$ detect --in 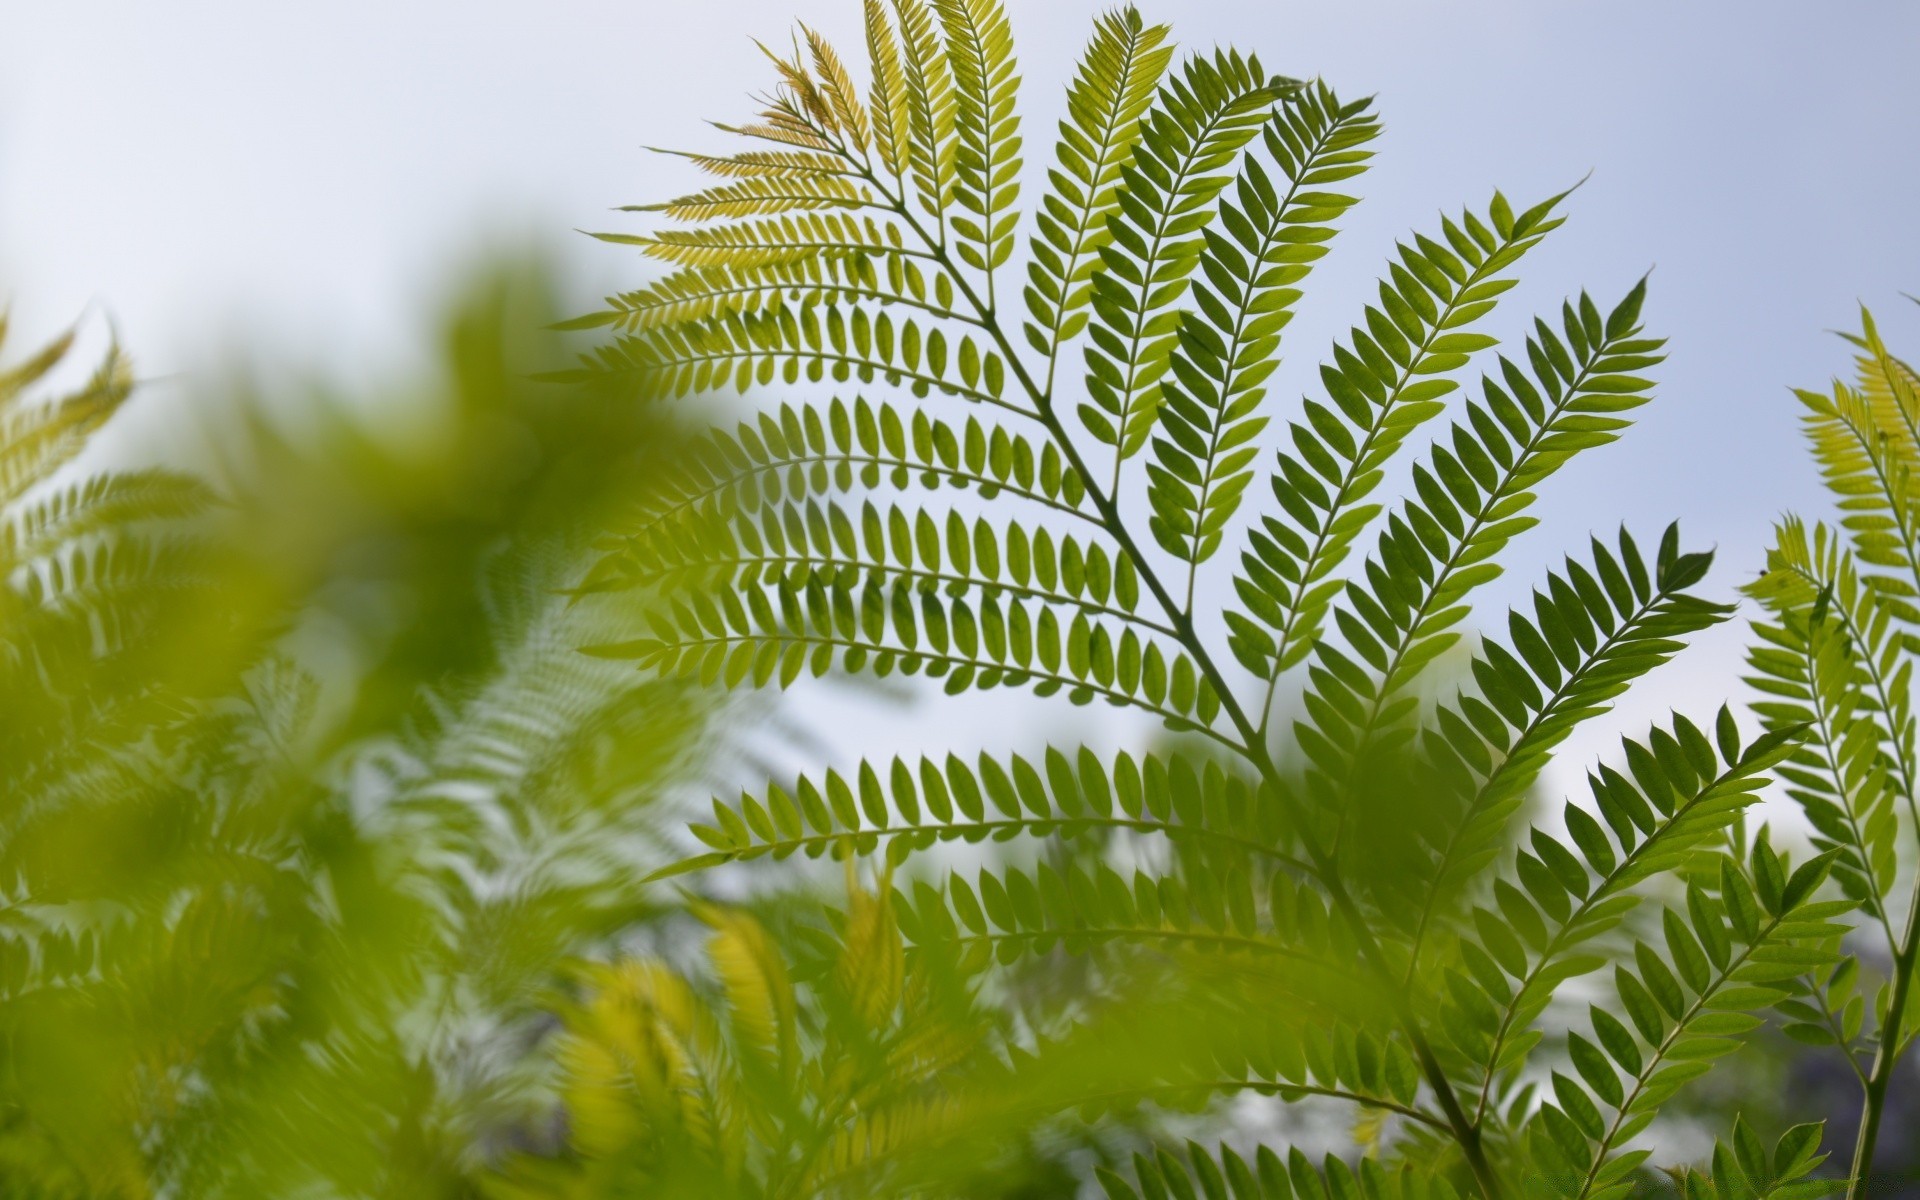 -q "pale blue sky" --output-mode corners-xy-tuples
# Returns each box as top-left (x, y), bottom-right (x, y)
(5, 0), (1918, 772)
